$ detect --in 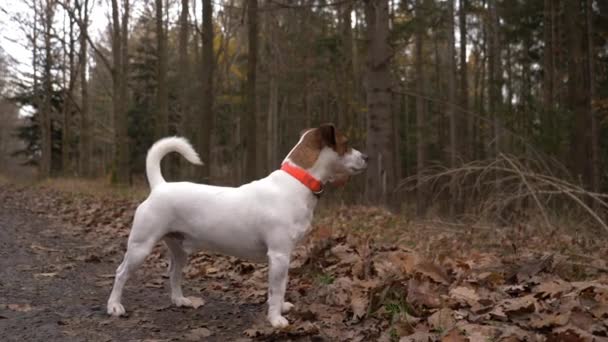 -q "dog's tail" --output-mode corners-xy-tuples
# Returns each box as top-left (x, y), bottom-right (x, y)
(146, 136), (203, 190)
